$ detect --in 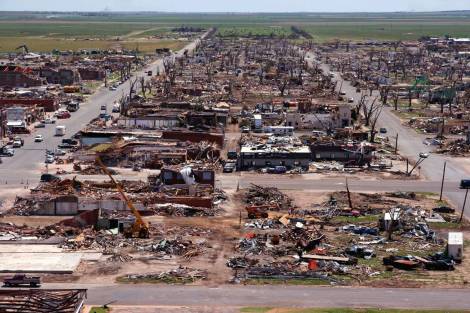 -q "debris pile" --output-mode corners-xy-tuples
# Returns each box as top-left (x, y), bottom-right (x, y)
(244, 184), (293, 210)
(120, 267), (208, 284)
